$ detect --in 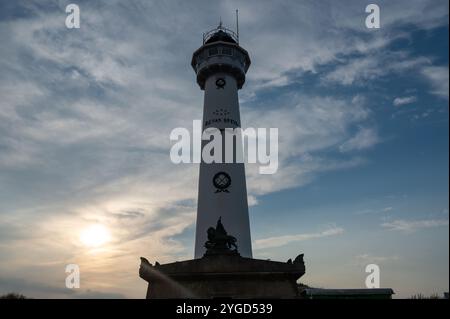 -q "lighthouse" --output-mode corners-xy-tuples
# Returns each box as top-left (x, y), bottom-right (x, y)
(140, 21), (306, 299)
(191, 22), (252, 258)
